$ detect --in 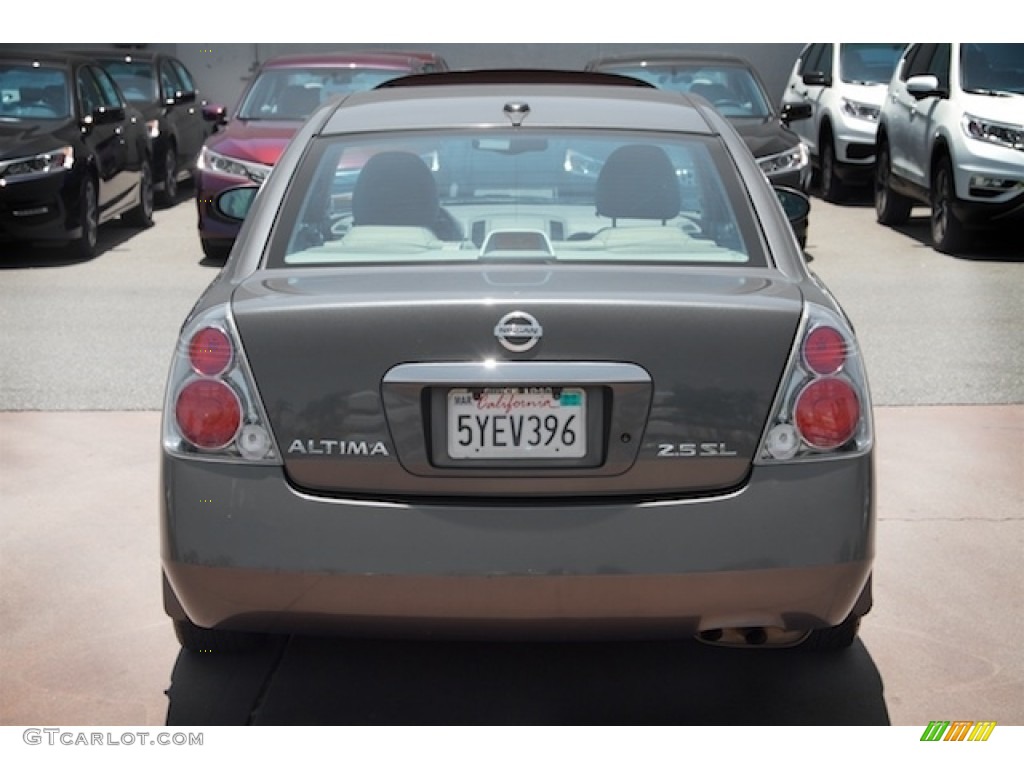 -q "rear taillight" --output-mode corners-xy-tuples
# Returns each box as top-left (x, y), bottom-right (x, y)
(802, 325), (846, 375)
(163, 307), (280, 464)
(757, 305), (872, 464)
(175, 379), (242, 449)
(794, 377), (860, 449)
(188, 326), (233, 376)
